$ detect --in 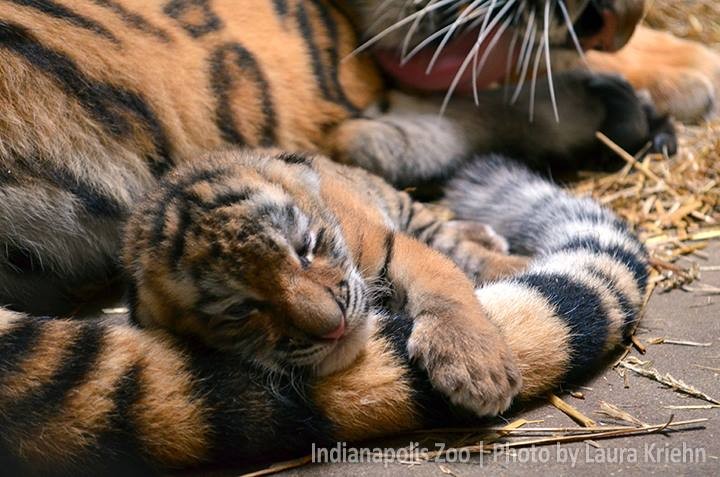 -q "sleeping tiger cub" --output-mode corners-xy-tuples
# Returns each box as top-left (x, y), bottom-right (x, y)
(124, 149), (525, 415)
(0, 151), (648, 474)
(0, 0), (696, 314)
